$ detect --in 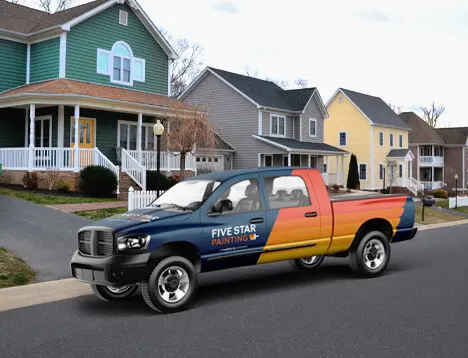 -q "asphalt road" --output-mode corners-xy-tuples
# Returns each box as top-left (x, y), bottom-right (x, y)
(0, 195), (90, 281)
(1, 224), (468, 358)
